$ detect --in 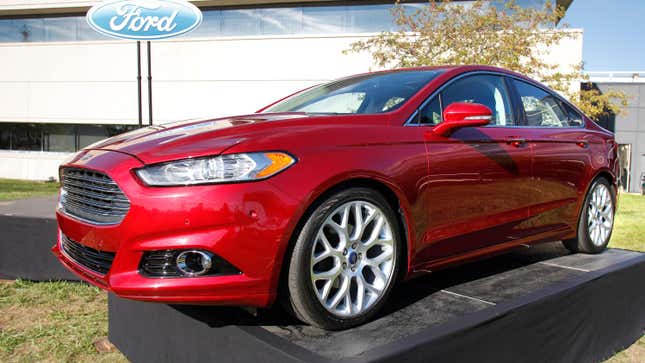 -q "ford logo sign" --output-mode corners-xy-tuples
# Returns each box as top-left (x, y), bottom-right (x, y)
(87, 0), (202, 40)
